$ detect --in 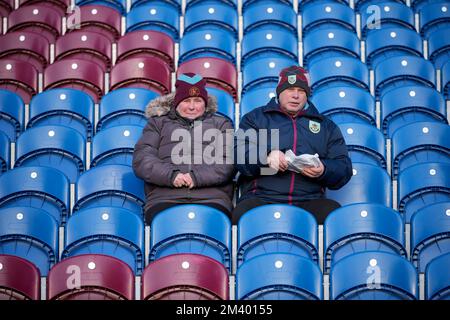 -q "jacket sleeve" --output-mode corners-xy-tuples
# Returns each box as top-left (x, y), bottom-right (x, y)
(190, 119), (236, 187)
(317, 122), (353, 190)
(132, 118), (178, 187)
